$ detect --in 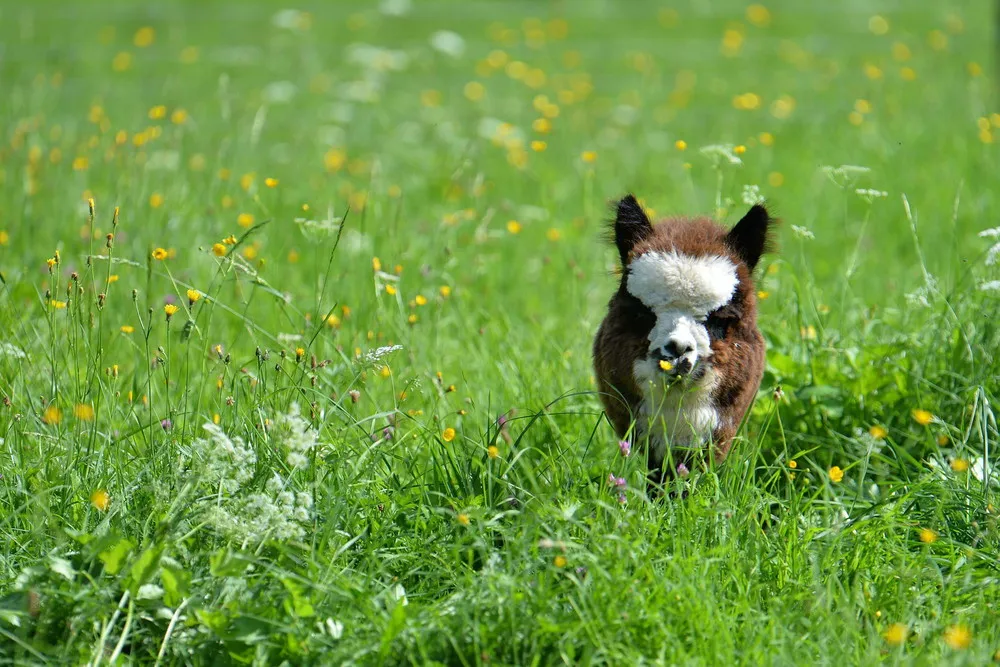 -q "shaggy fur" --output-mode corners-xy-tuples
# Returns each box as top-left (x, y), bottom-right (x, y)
(593, 194), (776, 486)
